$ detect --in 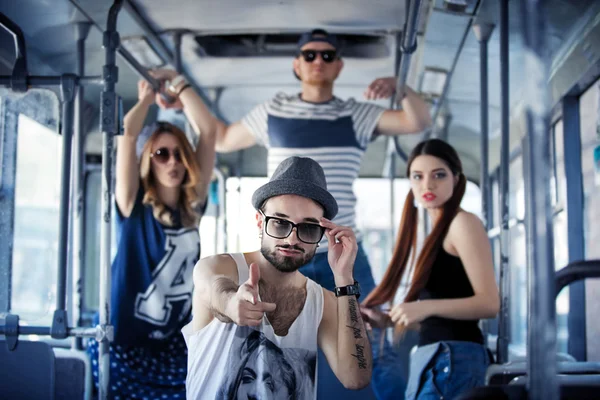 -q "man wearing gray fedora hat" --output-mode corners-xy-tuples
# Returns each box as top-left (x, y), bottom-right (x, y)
(154, 28), (430, 399)
(183, 156), (372, 400)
